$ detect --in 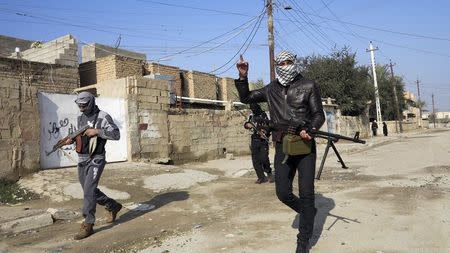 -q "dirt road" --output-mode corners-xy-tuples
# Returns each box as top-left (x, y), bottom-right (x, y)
(1, 129), (449, 253)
